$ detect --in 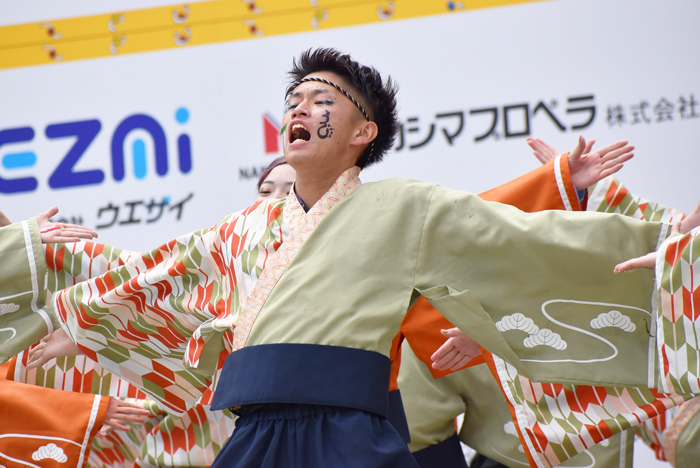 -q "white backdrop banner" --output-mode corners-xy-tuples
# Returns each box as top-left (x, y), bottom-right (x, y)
(0, 0), (698, 257)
